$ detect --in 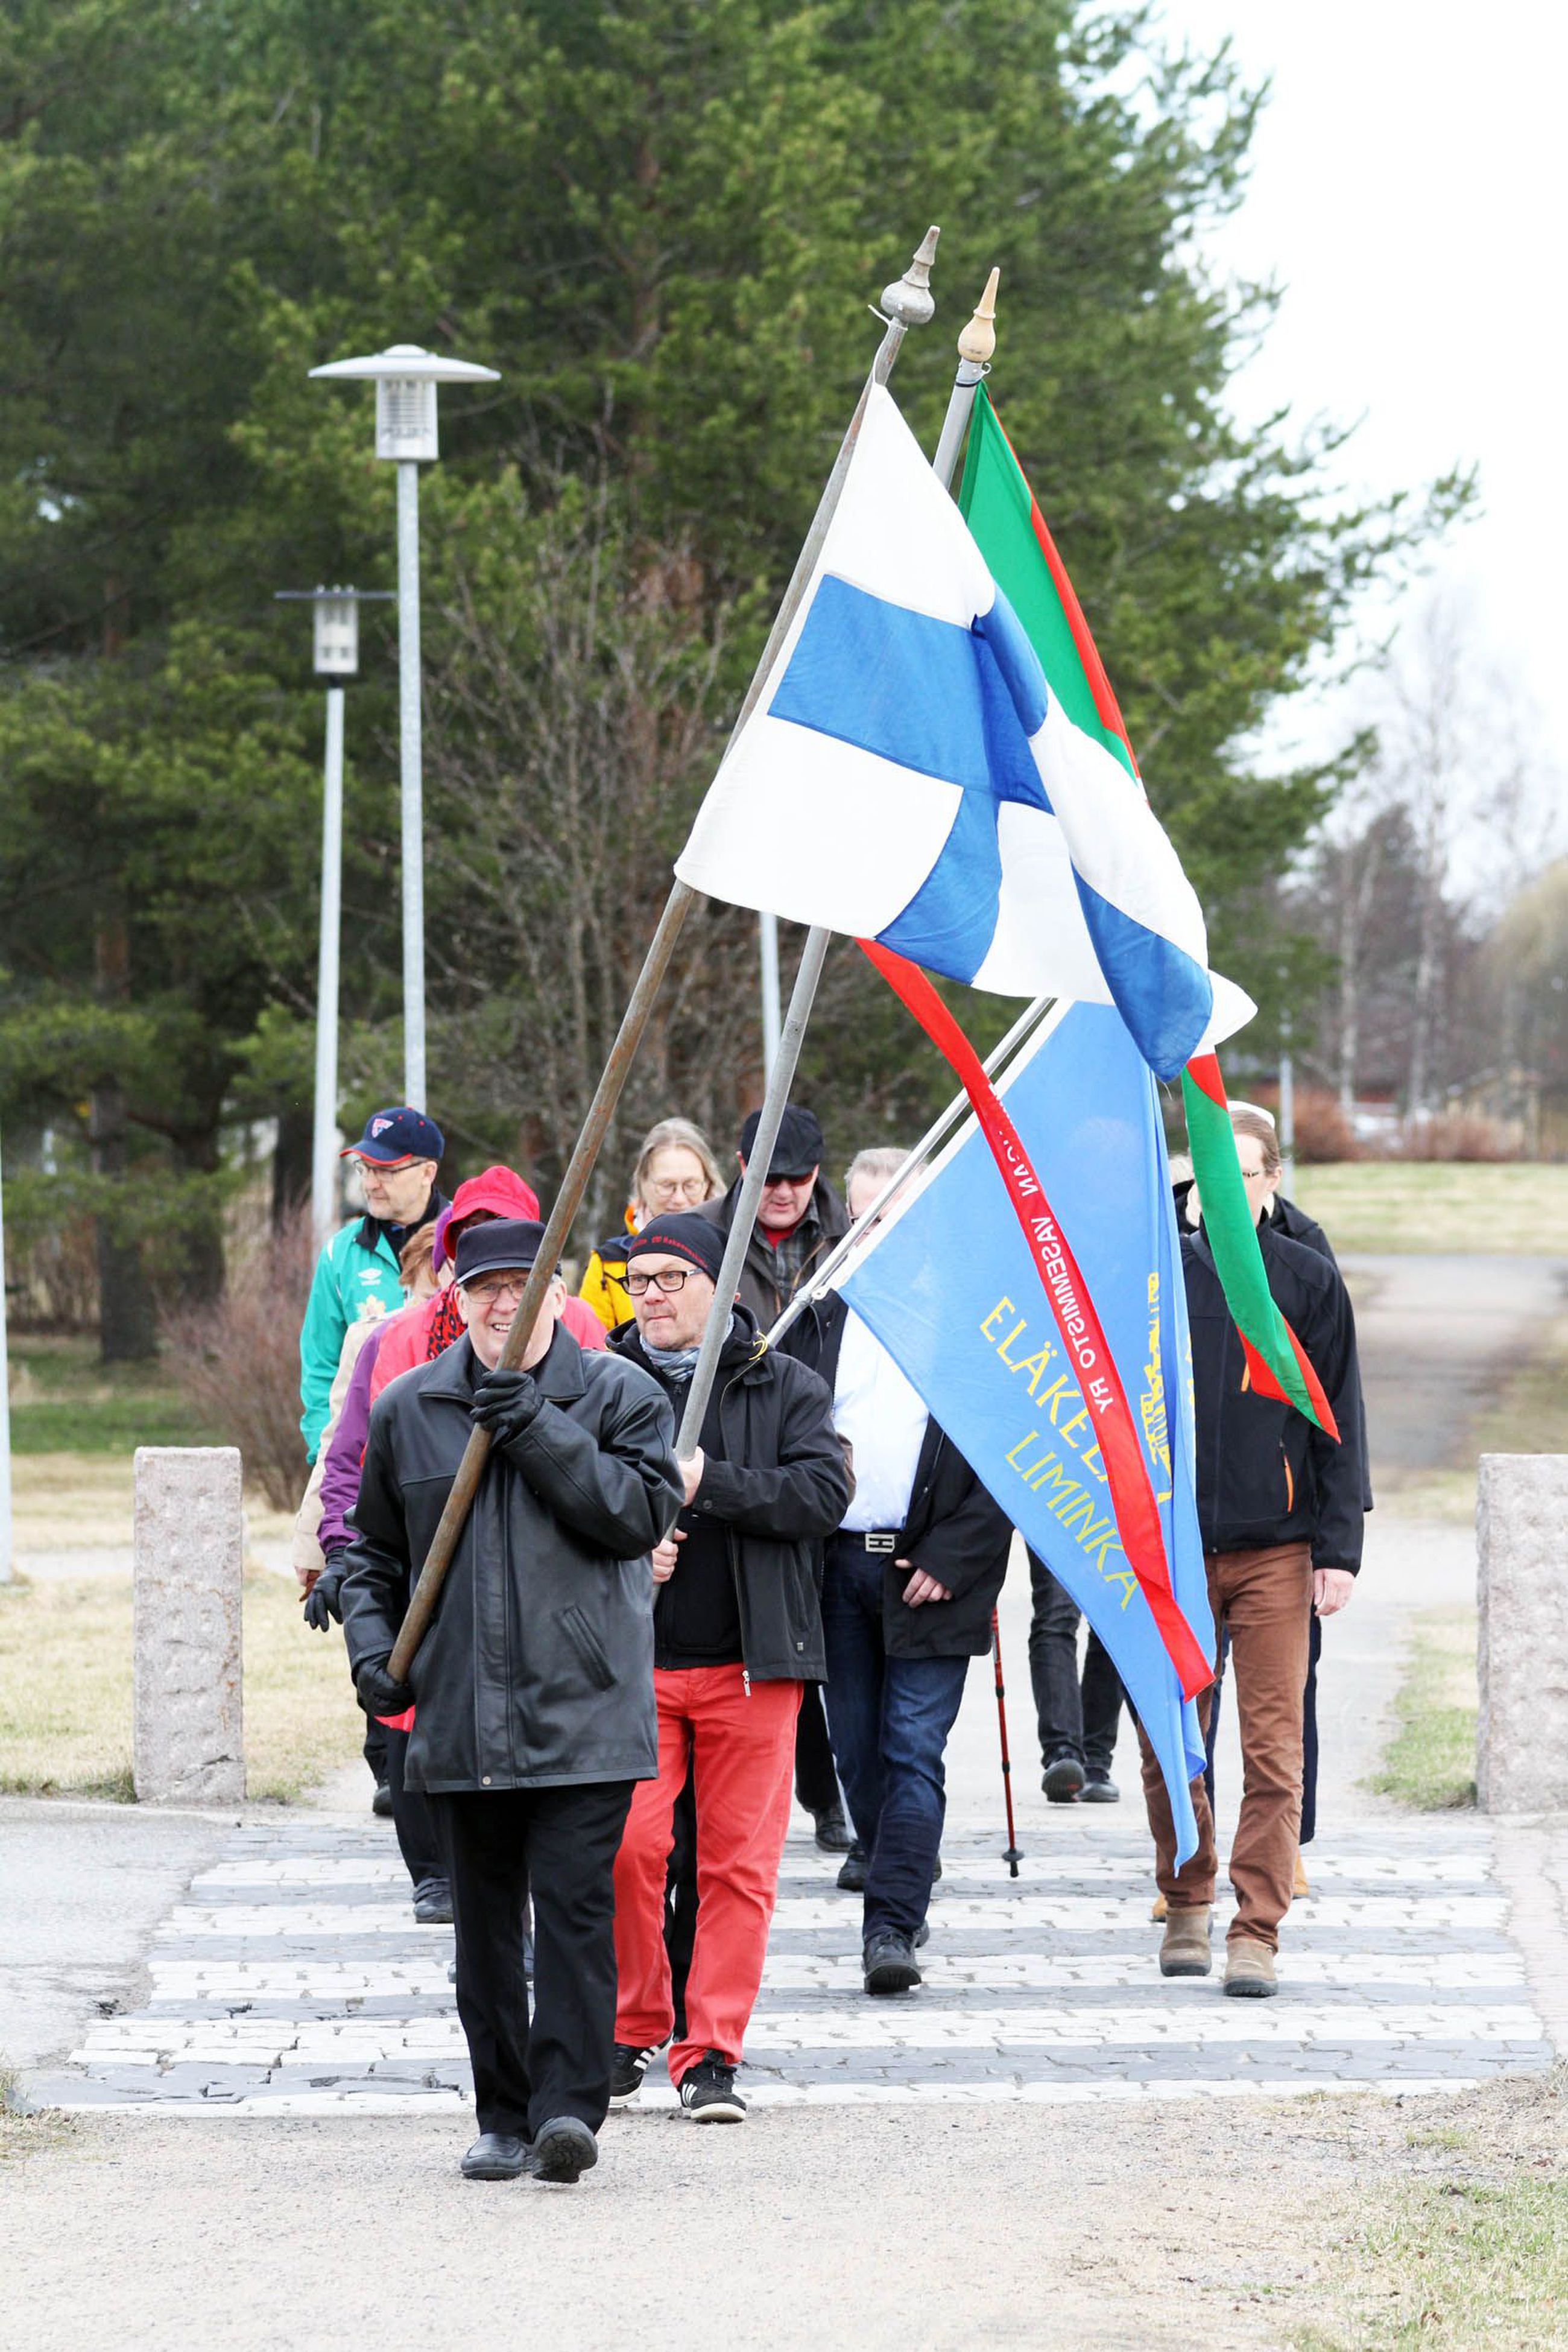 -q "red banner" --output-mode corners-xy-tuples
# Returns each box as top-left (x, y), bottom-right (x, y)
(859, 941), (1212, 1700)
